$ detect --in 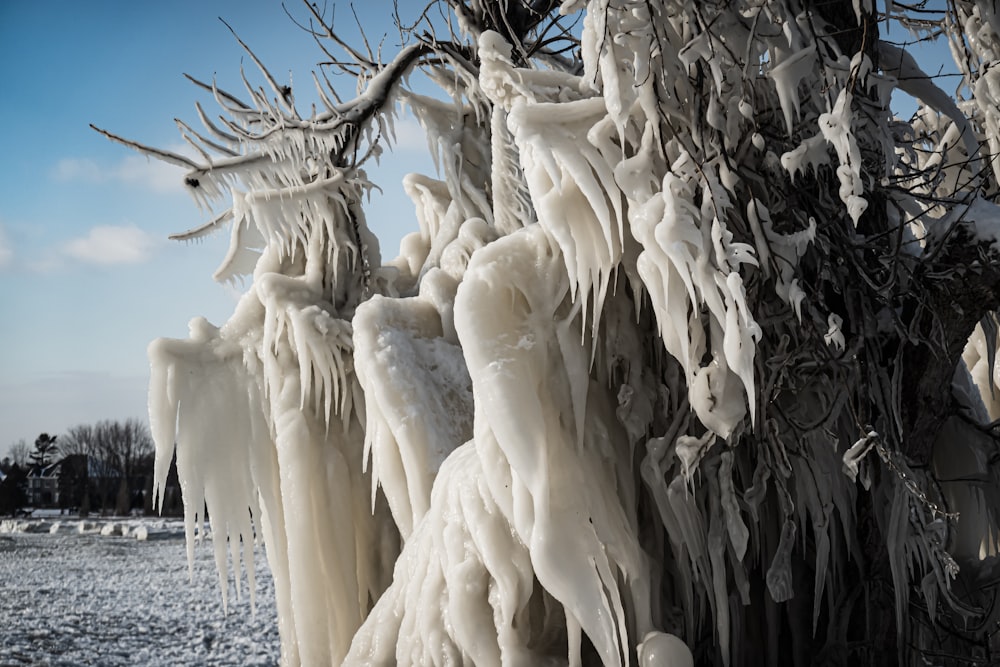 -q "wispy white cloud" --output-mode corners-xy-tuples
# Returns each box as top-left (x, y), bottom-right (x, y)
(51, 157), (103, 183)
(0, 224), (12, 268)
(62, 225), (155, 265)
(387, 116), (427, 152)
(52, 145), (192, 195)
(114, 154), (189, 194)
